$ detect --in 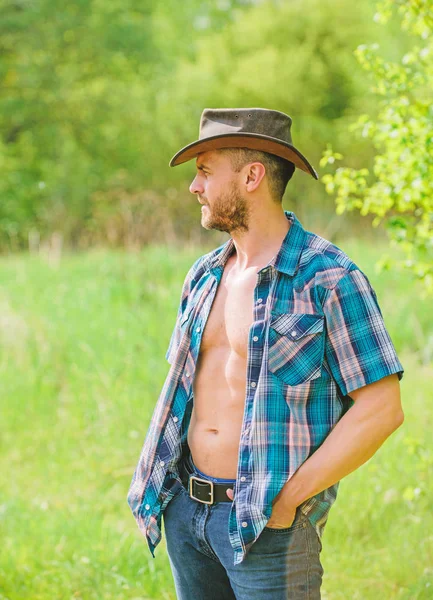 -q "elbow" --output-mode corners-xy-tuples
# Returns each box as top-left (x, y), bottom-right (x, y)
(392, 408), (405, 431)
